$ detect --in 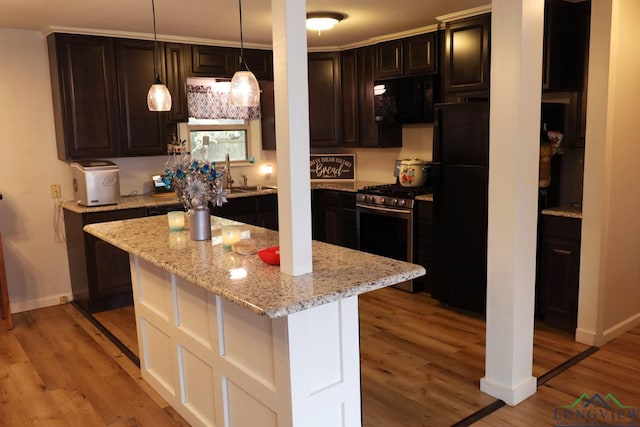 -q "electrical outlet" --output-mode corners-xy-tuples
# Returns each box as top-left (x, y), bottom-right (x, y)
(50, 184), (61, 199)
(59, 296), (69, 304)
